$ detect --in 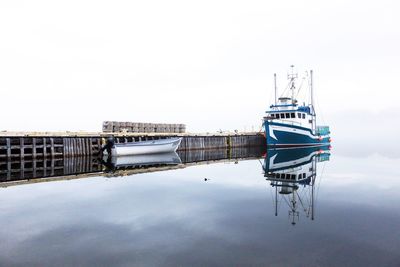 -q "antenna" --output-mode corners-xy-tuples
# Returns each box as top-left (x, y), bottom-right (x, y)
(287, 65), (298, 104)
(274, 73), (277, 106)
